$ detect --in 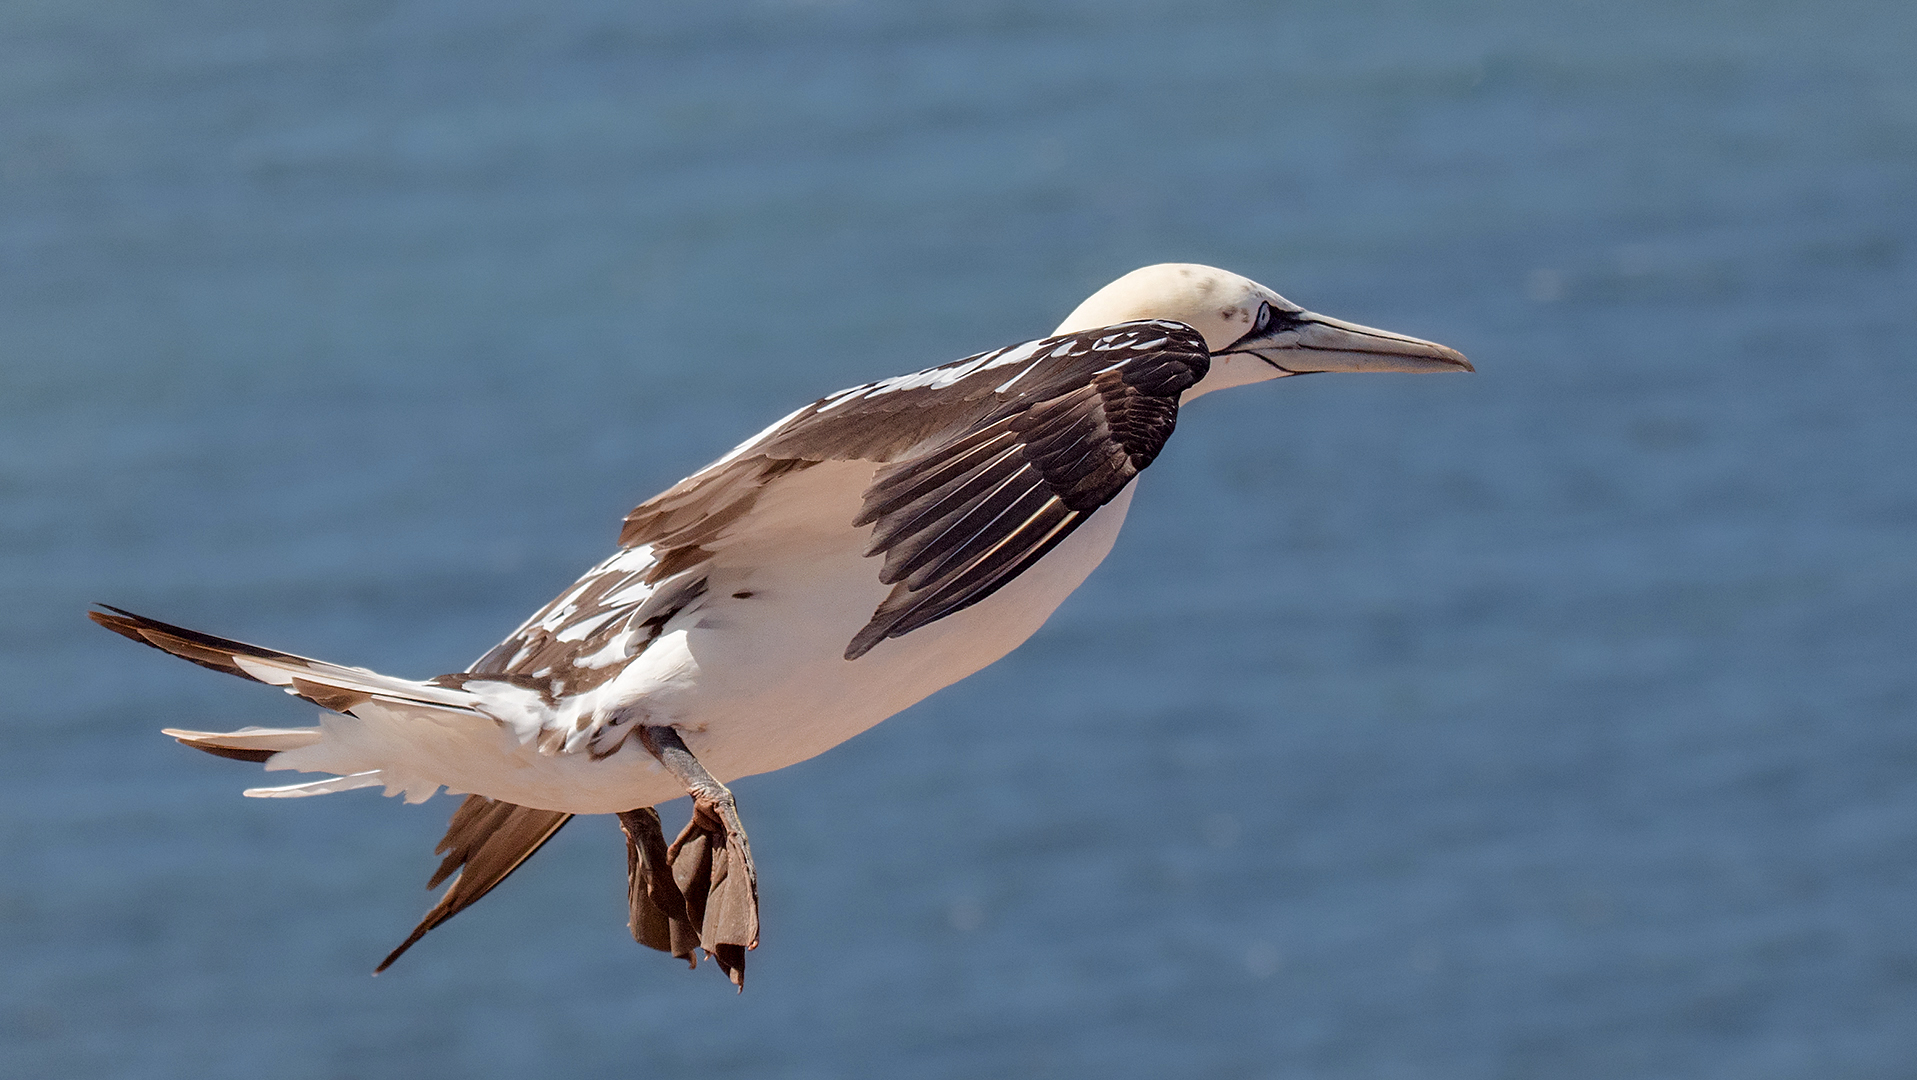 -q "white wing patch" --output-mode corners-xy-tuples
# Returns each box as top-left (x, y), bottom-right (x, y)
(785, 326), (1179, 412)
